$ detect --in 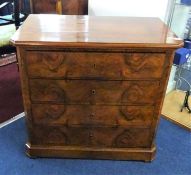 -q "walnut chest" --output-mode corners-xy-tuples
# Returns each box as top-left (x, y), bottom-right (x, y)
(11, 14), (183, 161)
